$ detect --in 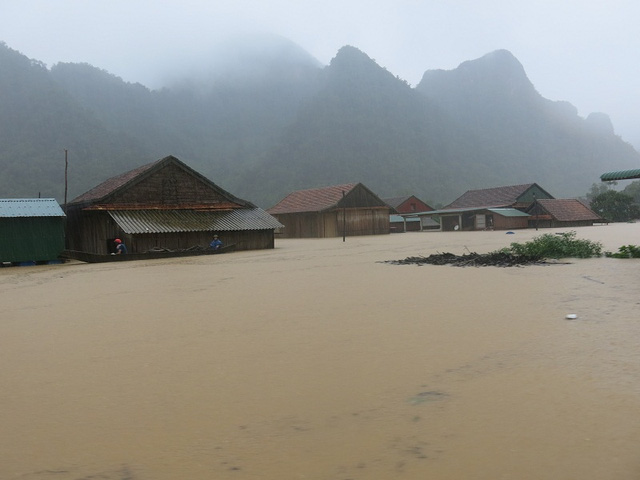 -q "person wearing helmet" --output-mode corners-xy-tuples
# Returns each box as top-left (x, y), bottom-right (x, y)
(114, 238), (128, 255)
(209, 234), (223, 250)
